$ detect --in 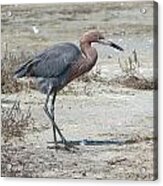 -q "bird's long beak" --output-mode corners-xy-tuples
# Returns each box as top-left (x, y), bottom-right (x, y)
(97, 40), (124, 51)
